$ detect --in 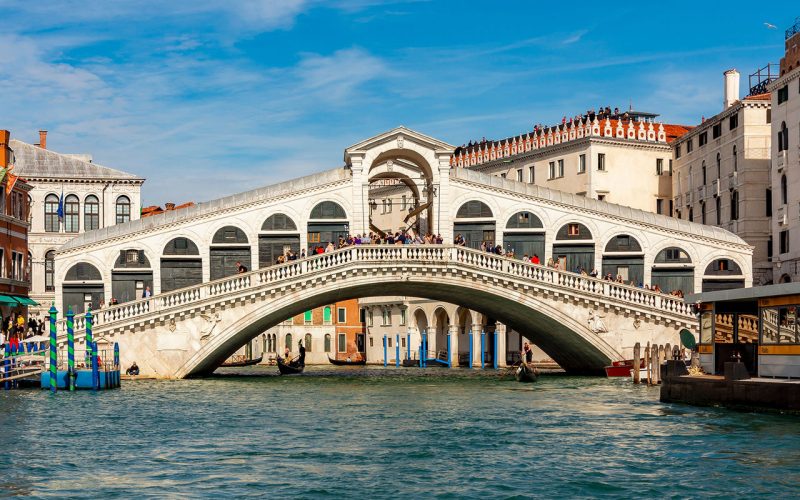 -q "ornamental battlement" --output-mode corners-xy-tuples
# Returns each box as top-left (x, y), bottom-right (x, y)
(450, 111), (691, 168)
